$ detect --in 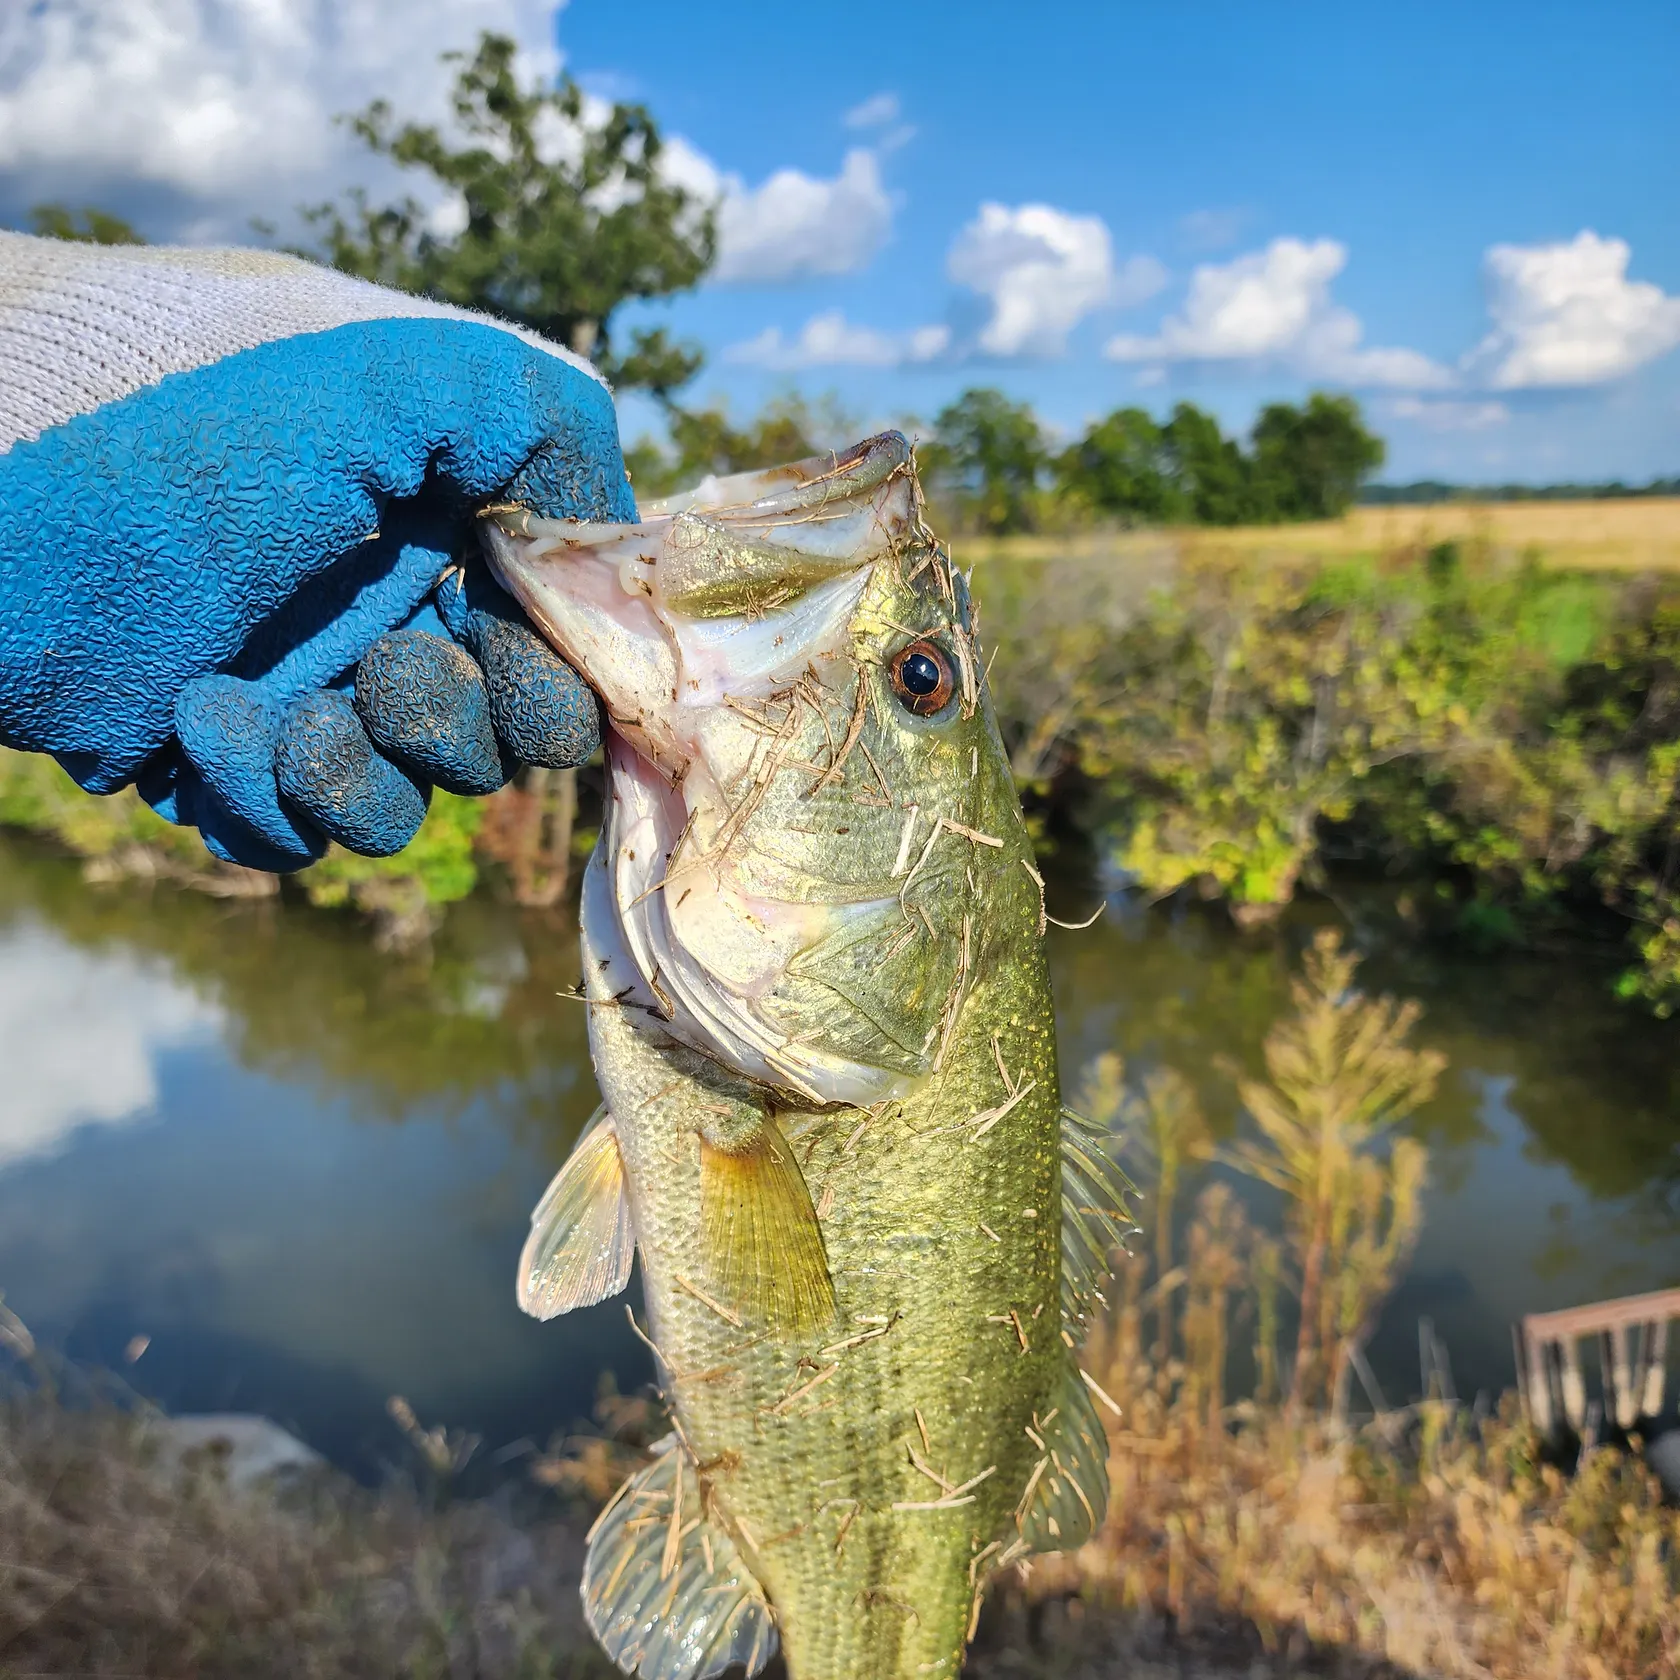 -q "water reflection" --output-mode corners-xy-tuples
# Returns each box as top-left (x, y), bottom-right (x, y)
(0, 922), (221, 1169)
(1046, 890), (1680, 1398)
(0, 835), (1675, 1469)
(0, 839), (644, 1473)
